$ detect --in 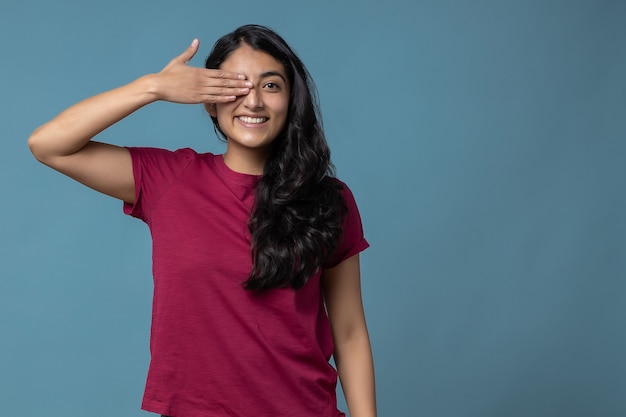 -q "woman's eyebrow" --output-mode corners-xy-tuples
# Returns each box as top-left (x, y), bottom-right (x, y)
(259, 71), (287, 82)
